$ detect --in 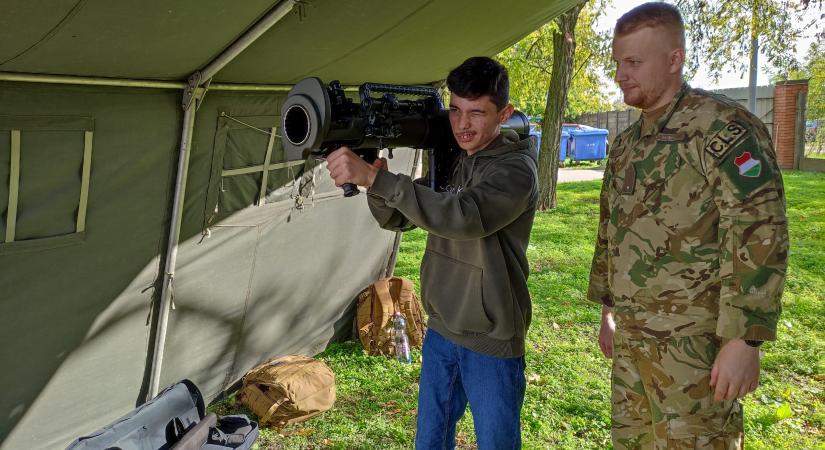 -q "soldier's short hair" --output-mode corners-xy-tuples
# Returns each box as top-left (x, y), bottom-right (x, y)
(615, 2), (685, 49)
(447, 56), (509, 110)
